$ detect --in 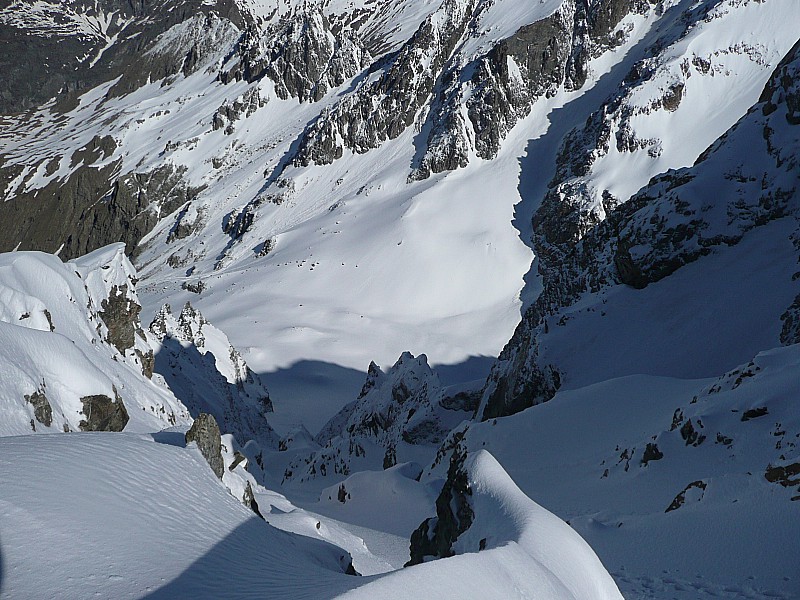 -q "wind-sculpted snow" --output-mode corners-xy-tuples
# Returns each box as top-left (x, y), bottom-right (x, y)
(0, 244), (190, 435)
(0, 433), (360, 599)
(343, 450), (623, 600)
